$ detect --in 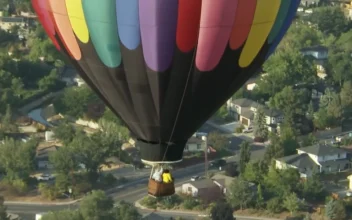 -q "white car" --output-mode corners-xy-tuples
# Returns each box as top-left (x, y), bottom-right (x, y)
(346, 191), (352, 197)
(191, 176), (200, 181)
(36, 174), (54, 181)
